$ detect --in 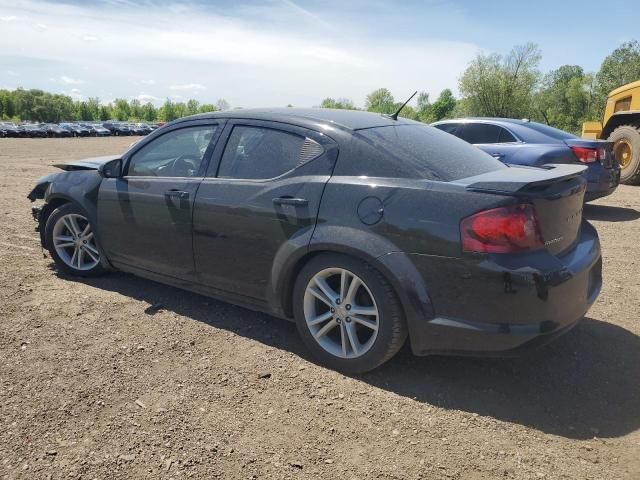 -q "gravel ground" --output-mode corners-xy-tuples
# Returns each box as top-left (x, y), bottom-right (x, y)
(1, 137), (639, 480)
